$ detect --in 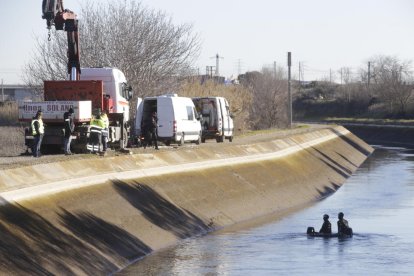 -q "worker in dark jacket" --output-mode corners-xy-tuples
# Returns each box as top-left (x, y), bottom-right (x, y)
(337, 212), (351, 235)
(150, 111), (159, 150)
(31, 110), (44, 158)
(319, 214), (332, 234)
(63, 107), (75, 155)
